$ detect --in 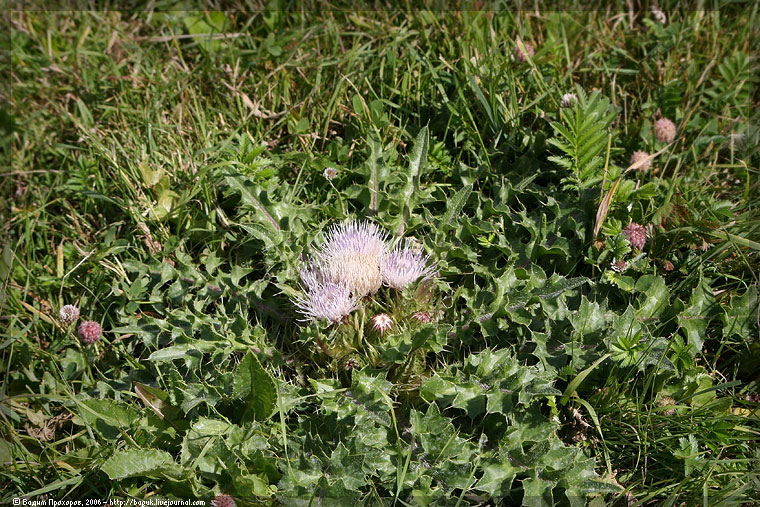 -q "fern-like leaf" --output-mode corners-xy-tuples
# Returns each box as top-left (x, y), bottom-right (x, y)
(548, 86), (618, 193)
